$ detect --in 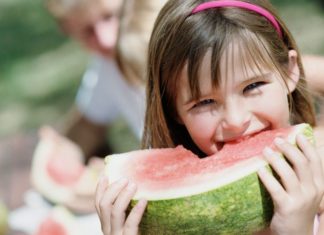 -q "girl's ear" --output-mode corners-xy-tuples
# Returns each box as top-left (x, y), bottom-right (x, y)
(286, 49), (300, 93)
